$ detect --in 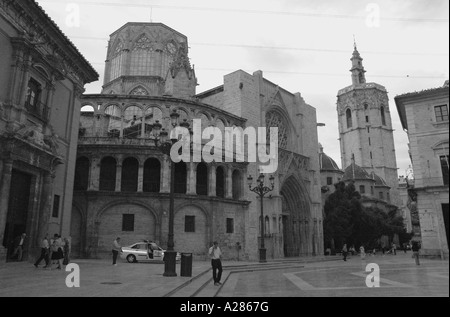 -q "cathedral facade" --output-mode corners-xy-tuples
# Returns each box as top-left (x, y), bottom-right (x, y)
(73, 23), (323, 261)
